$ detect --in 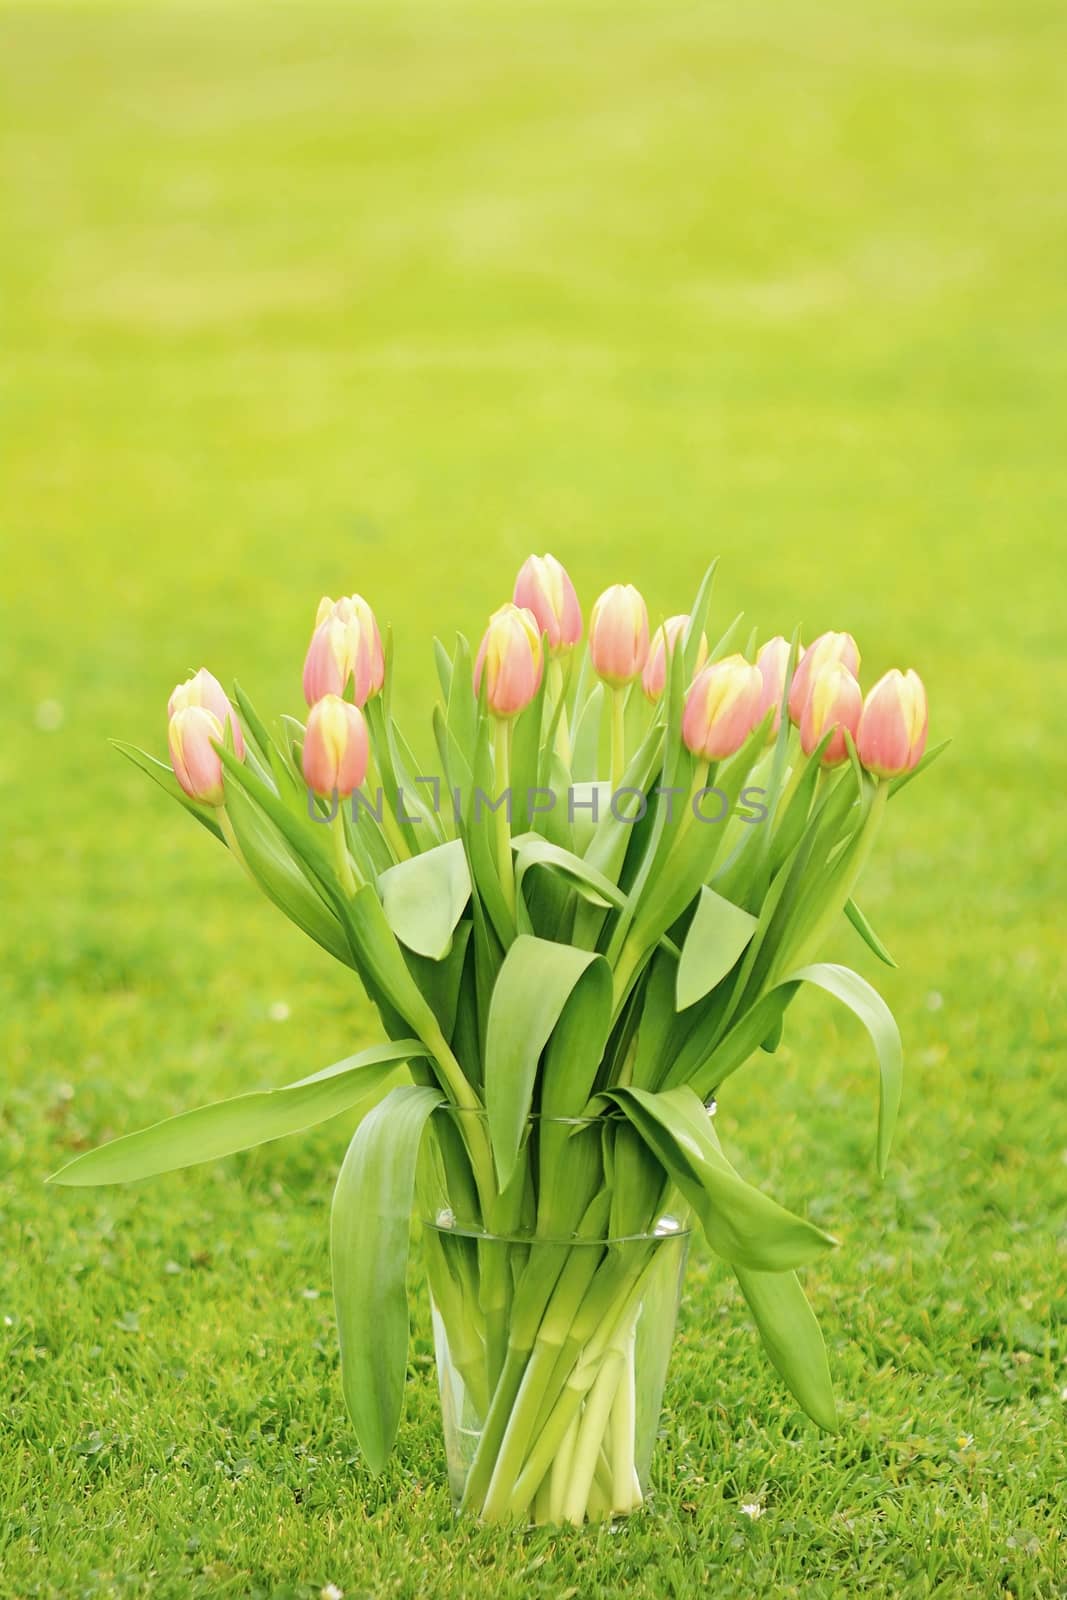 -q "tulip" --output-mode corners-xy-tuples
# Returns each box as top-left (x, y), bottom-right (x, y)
(588, 584), (649, 688)
(754, 635), (791, 737)
(857, 668), (928, 778)
(682, 654), (765, 762)
(513, 554), (583, 655)
(303, 594), (385, 708)
(787, 631), (861, 725)
(799, 663), (863, 767)
(167, 669), (245, 761)
(642, 615), (708, 702)
(474, 603), (544, 718)
(340, 593), (385, 705)
(168, 705), (228, 806)
(301, 695), (370, 797)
